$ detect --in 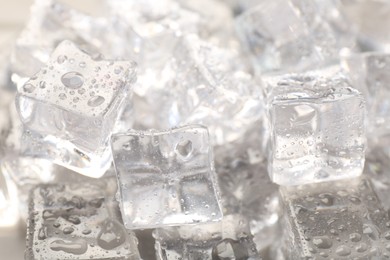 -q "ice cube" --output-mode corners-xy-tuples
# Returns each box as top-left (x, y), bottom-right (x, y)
(340, 0), (390, 51)
(266, 70), (366, 186)
(11, 0), (140, 85)
(342, 52), (390, 146)
(153, 214), (261, 260)
(134, 35), (263, 145)
(110, 125), (223, 229)
(15, 40), (136, 178)
(280, 176), (390, 259)
(25, 178), (141, 260)
(235, 0), (355, 73)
